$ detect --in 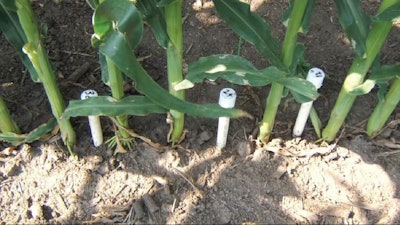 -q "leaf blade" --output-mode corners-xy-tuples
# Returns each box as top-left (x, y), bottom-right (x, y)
(0, 118), (57, 145)
(334, 0), (371, 57)
(179, 54), (272, 88)
(92, 0), (143, 48)
(373, 2), (400, 22)
(98, 31), (249, 118)
(213, 0), (284, 69)
(63, 96), (167, 118)
(136, 0), (169, 48)
(0, 1), (40, 81)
